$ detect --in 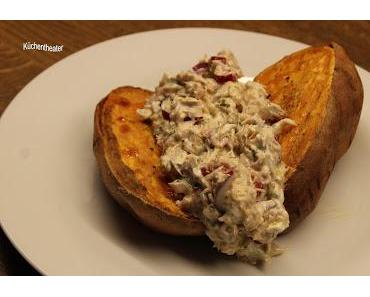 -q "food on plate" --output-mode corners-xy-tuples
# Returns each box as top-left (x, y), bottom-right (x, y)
(93, 43), (363, 264)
